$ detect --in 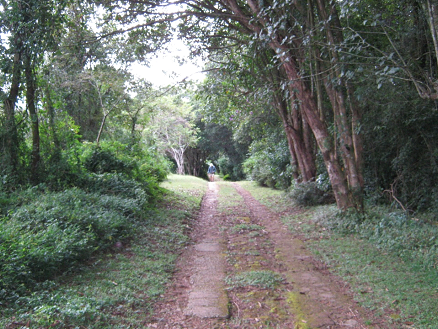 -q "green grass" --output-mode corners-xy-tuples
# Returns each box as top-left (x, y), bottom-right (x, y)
(161, 173), (207, 194)
(239, 181), (438, 329)
(226, 270), (284, 289)
(217, 181), (248, 215)
(238, 181), (290, 213)
(309, 235), (438, 327)
(0, 174), (207, 328)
